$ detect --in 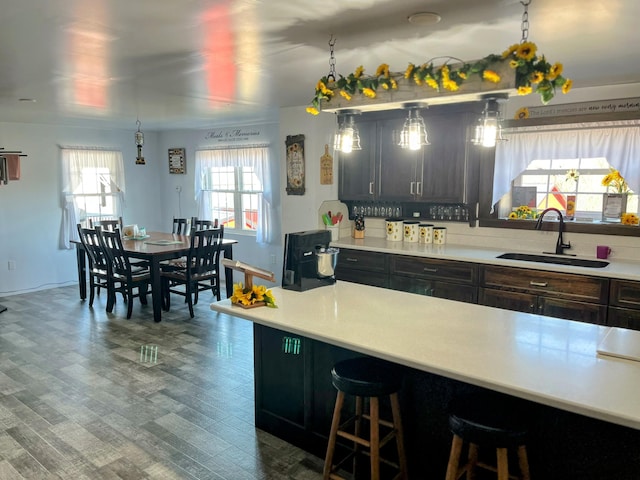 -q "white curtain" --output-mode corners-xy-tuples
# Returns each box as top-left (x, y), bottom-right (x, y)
(195, 146), (273, 244)
(493, 120), (640, 210)
(61, 148), (125, 249)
